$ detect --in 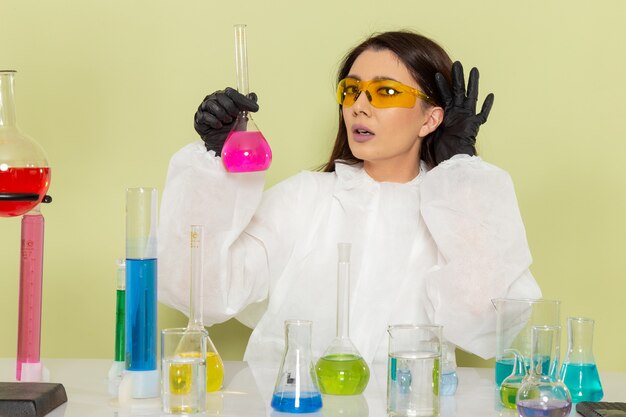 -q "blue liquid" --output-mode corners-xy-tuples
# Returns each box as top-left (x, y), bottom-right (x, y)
(271, 391), (322, 413)
(517, 400), (571, 417)
(560, 363), (604, 402)
(496, 356), (551, 386)
(496, 358), (515, 386)
(125, 258), (157, 371)
(441, 370), (458, 395)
